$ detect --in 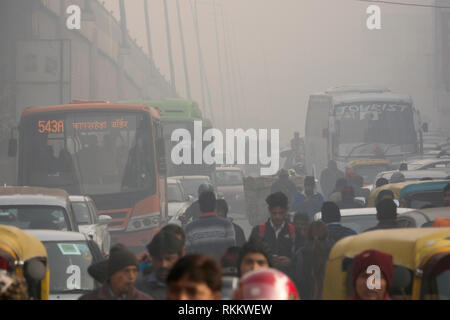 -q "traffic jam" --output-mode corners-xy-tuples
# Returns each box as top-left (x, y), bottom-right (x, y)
(0, 0), (449, 304)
